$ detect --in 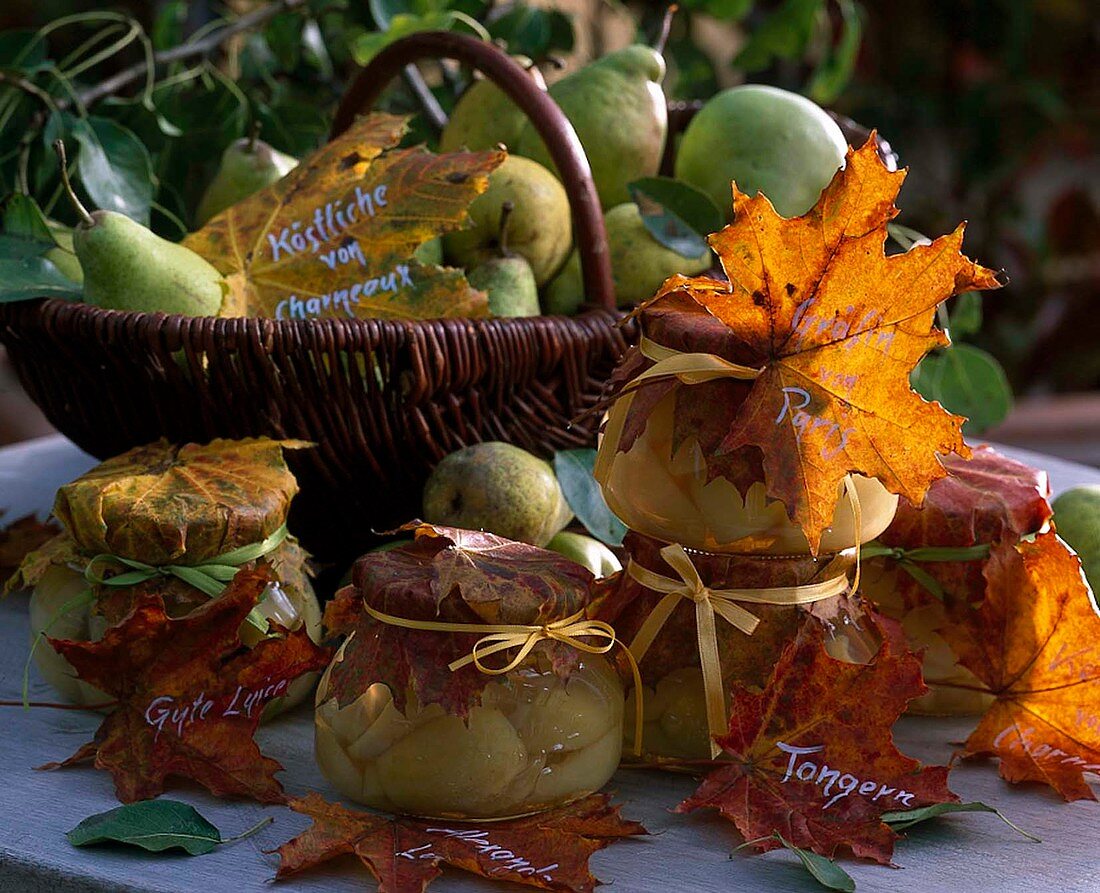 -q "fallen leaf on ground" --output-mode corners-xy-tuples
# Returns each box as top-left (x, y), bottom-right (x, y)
(274, 791), (647, 892)
(639, 135), (1003, 552)
(44, 565), (330, 804)
(940, 530), (1100, 801)
(676, 618), (955, 864)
